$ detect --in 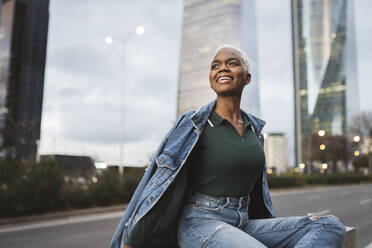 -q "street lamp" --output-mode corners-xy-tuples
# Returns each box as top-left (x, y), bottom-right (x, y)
(105, 25), (145, 174)
(318, 130), (325, 137)
(320, 144), (326, 150)
(352, 135), (361, 159)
